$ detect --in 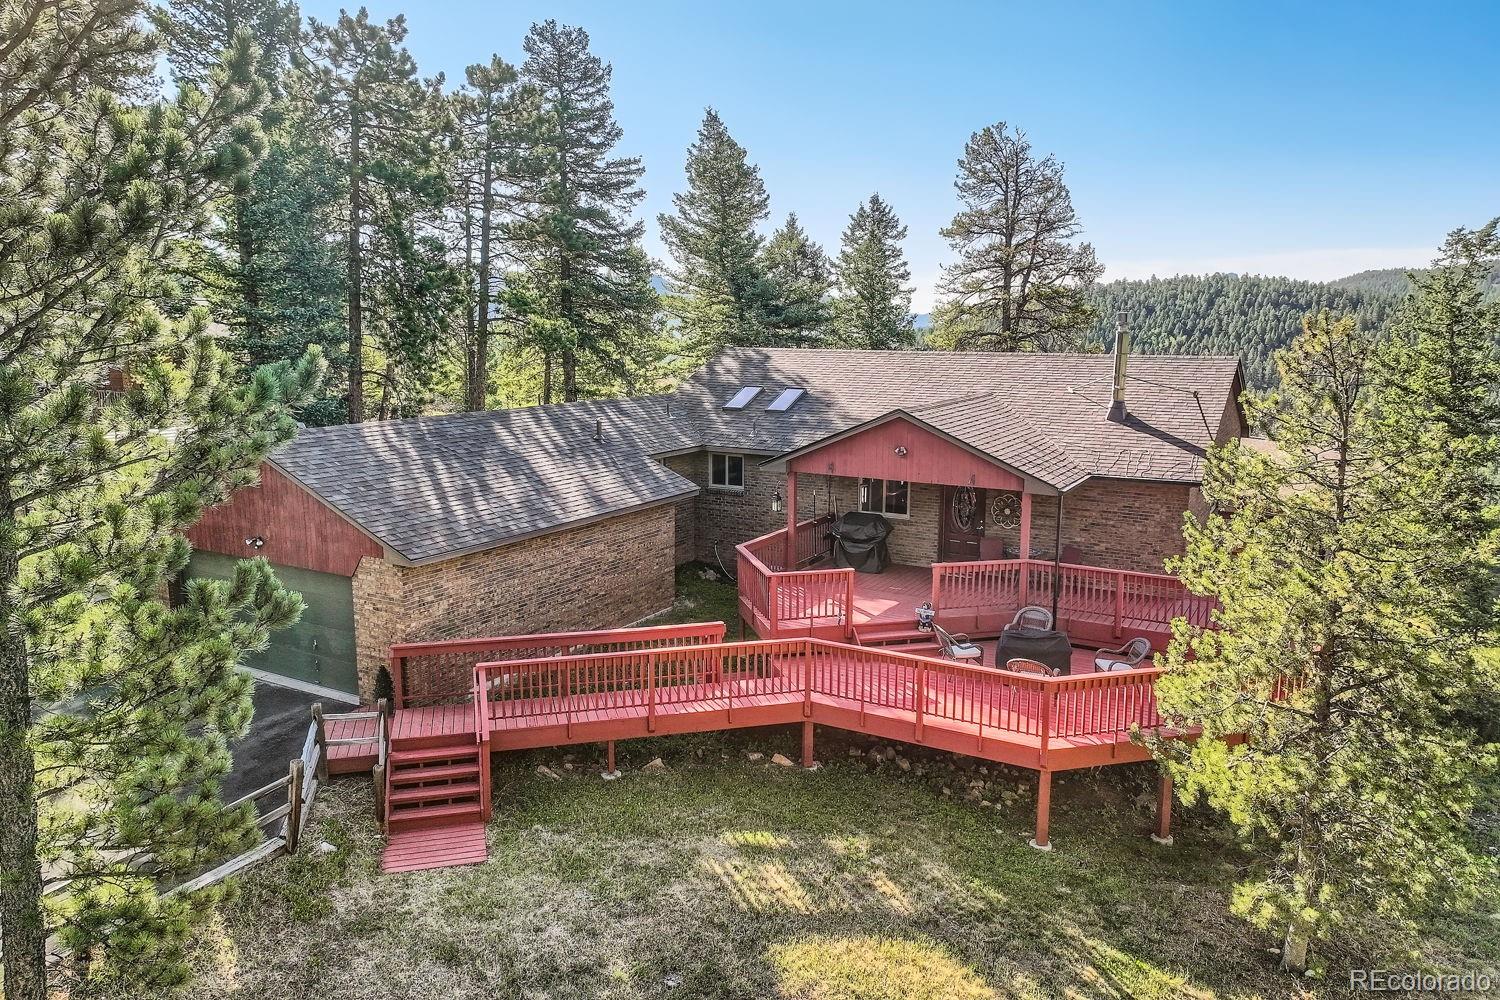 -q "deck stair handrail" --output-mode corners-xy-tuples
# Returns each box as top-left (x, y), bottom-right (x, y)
(470, 637), (1165, 767)
(389, 621), (727, 708)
